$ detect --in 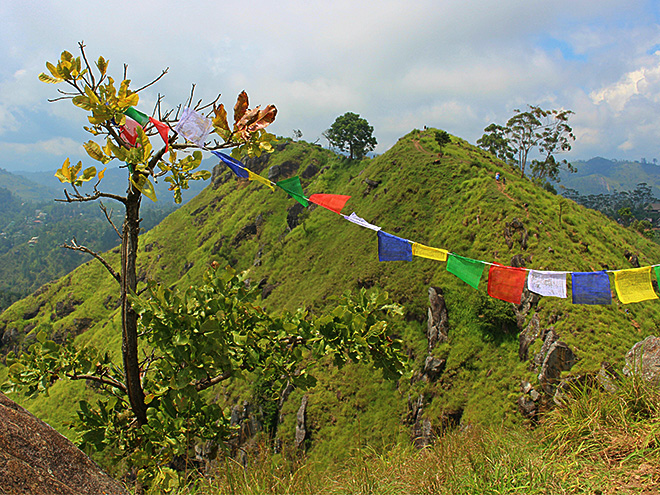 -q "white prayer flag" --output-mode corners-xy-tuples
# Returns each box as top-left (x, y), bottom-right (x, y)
(174, 108), (214, 147)
(342, 212), (381, 232)
(527, 270), (568, 298)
